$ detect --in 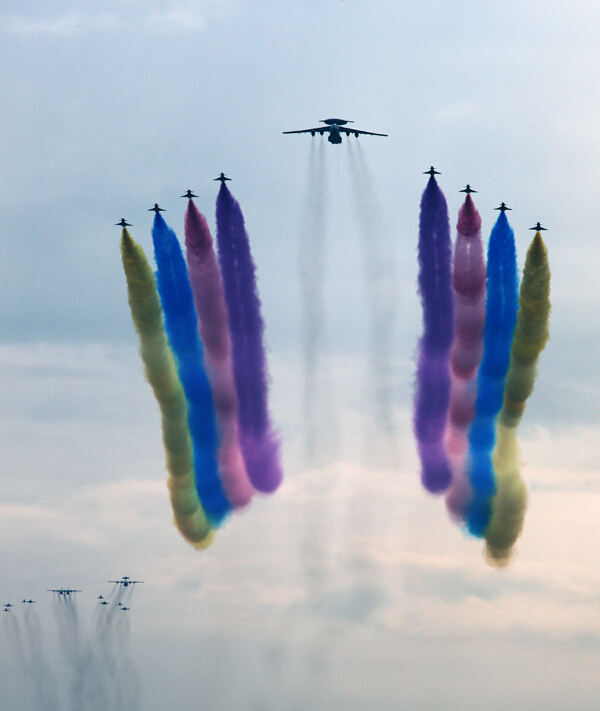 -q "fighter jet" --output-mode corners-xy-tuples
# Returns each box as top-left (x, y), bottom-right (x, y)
(3, 607), (11, 612)
(120, 606), (130, 611)
(47, 588), (81, 596)
(530, 222), (547, 231)
(98, 595), (105, 600)
(109, 576), (144, 587)
(181, 189), (198, 199)
(21, 599), (35, 604)
(148, 203), (165, 213)
(115, 218), (132, 227)
(99, 600), (109, 606)
(495, 202), (511, 212)
(424, 166), (441, 176)
(460, 185), (477, 194)
(214, 173), (231, 183)
(283, 118), (387, 145)
(3, 603), (13, 608)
